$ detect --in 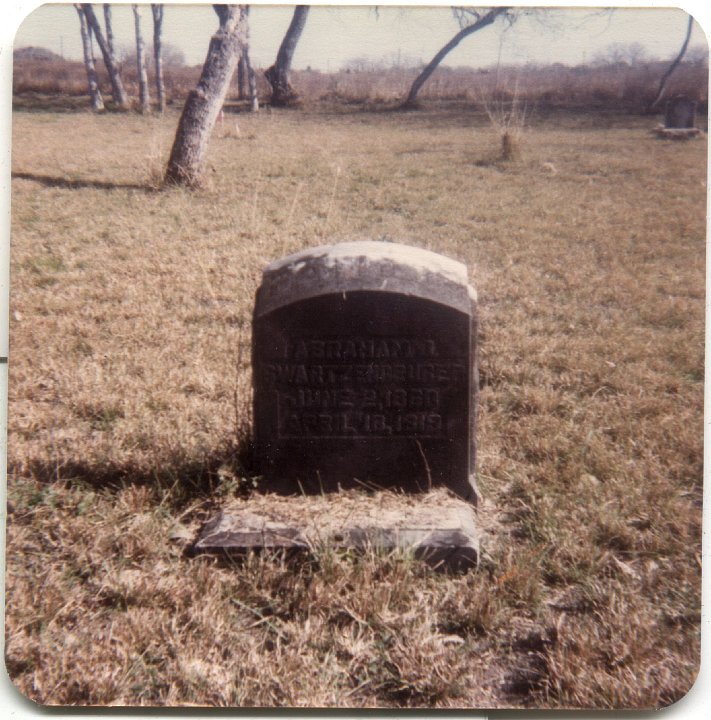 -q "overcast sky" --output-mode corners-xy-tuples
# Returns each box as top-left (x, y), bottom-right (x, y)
(10, 3), (709, 72)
